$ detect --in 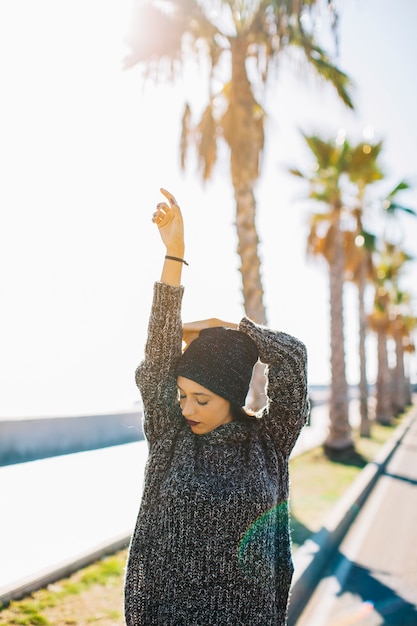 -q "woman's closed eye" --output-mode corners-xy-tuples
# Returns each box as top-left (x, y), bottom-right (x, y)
(178, 393), (208, 406)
